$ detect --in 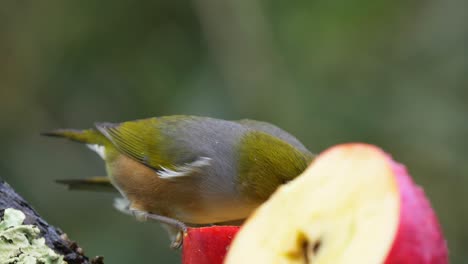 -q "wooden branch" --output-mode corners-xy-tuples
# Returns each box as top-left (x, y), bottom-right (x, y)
(0, 179), (104, 264)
